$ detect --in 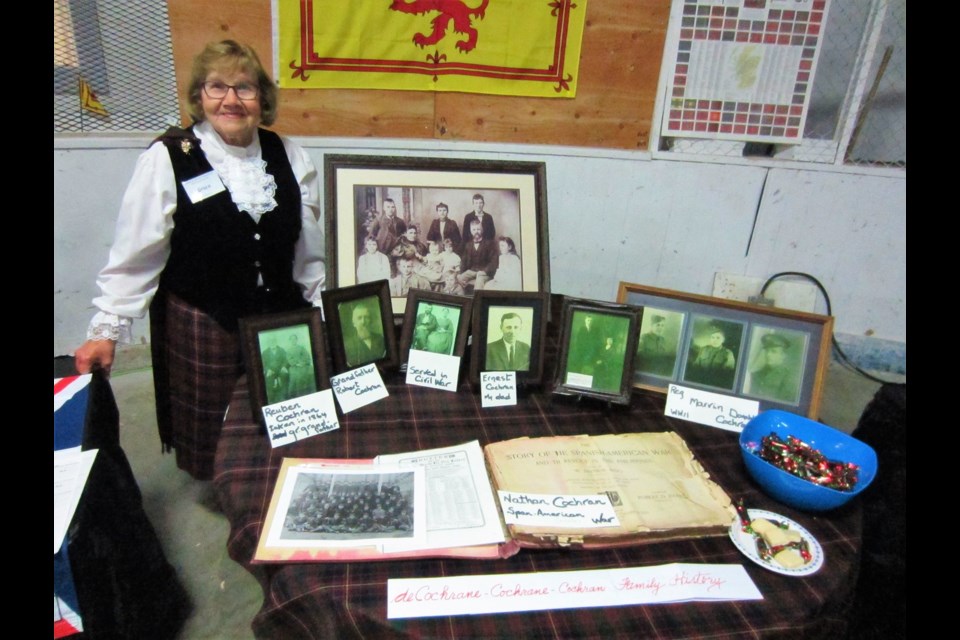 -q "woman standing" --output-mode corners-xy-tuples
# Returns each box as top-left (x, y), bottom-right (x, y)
(74, 40), (325, 480)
